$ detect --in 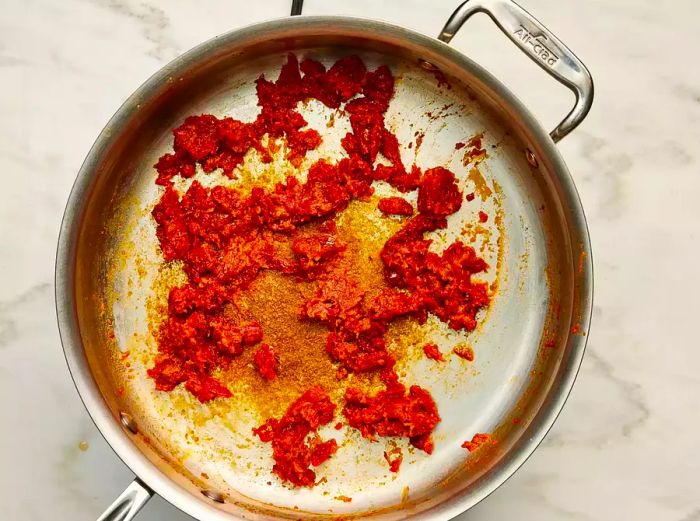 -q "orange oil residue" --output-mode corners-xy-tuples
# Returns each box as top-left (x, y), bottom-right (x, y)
(578, 250), (587, 274)
(467, 165), (493, 201)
